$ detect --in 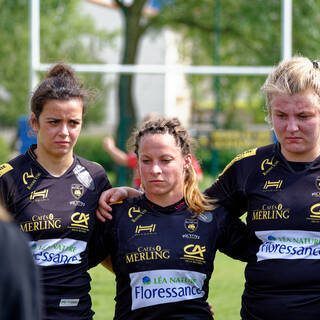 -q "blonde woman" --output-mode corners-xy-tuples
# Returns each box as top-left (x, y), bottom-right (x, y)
(206, 55), (320, 319)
